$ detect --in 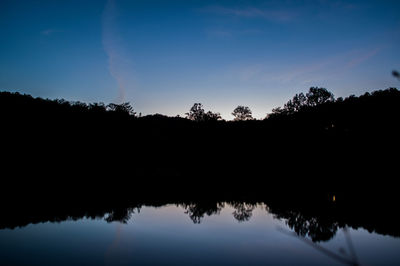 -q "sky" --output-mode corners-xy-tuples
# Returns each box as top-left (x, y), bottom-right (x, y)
(1, 0), (399, 119)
